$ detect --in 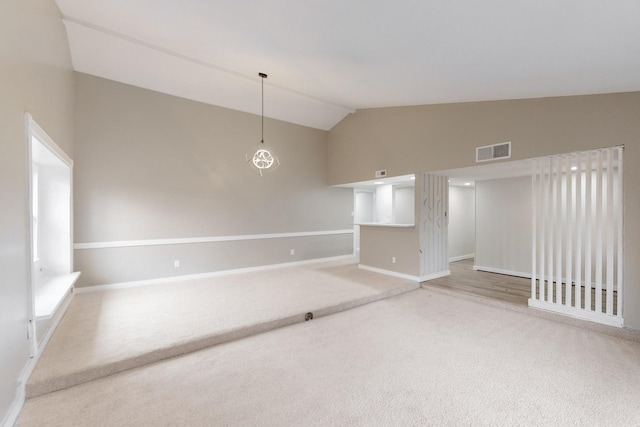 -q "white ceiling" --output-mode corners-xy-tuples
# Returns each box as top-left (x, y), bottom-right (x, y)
(55, 0), (640, 130)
